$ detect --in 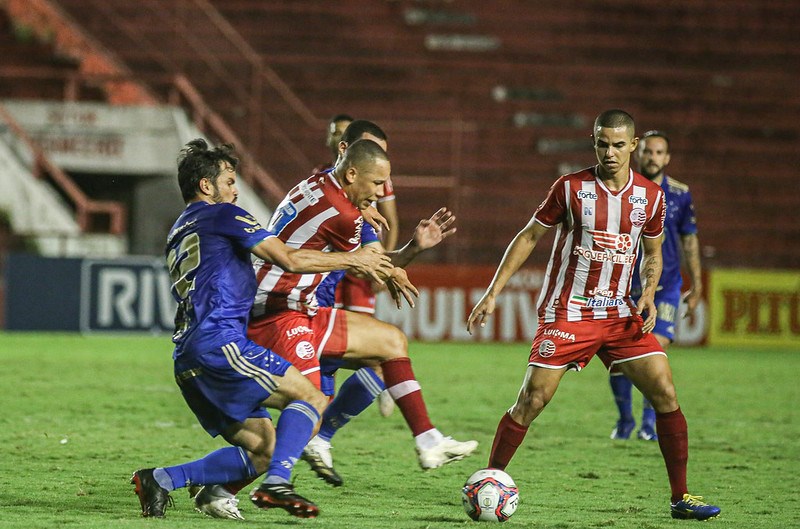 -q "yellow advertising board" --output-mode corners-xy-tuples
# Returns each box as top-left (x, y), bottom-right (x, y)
(709, 269), (800, 348)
